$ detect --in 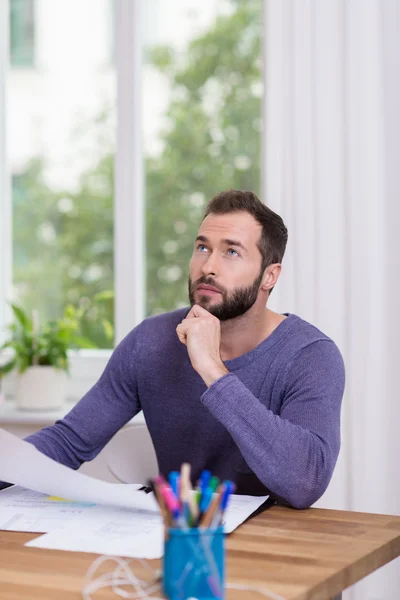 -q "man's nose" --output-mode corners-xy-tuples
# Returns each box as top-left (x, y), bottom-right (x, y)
(201, 252), (219, 277)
